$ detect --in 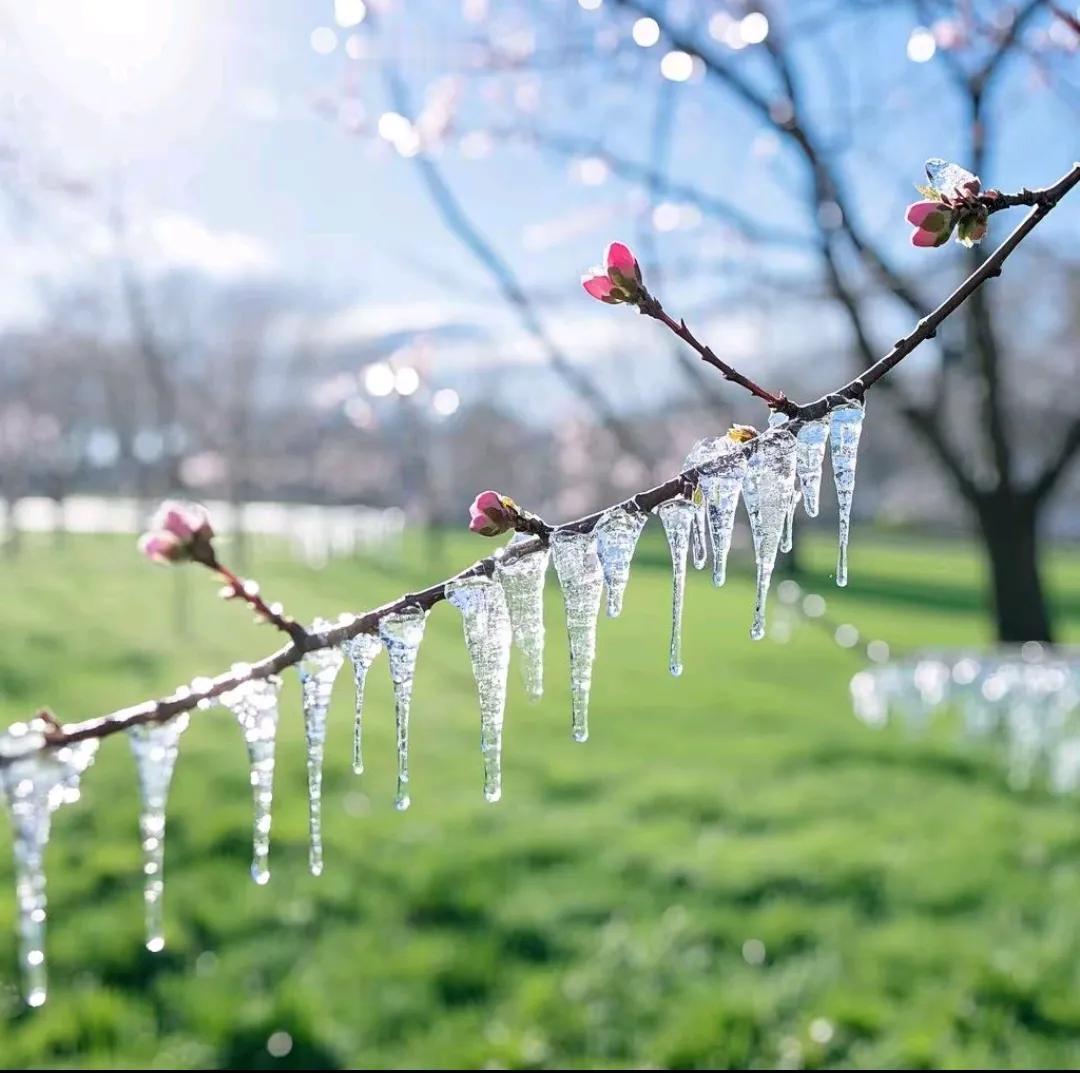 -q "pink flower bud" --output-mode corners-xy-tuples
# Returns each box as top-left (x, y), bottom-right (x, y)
(605, 241), (640, 282)
(582, 242), (644, 305)
(905, 200), (943, 227)
(139, 500), (216, 566)
(150, 500), (214, 542)
(138, 531), (185, 564)
(911, 226), (950, 247)
(582, 271), (616, 302)
(906, 201), (954, 248)
(468, 490), (516, 537)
